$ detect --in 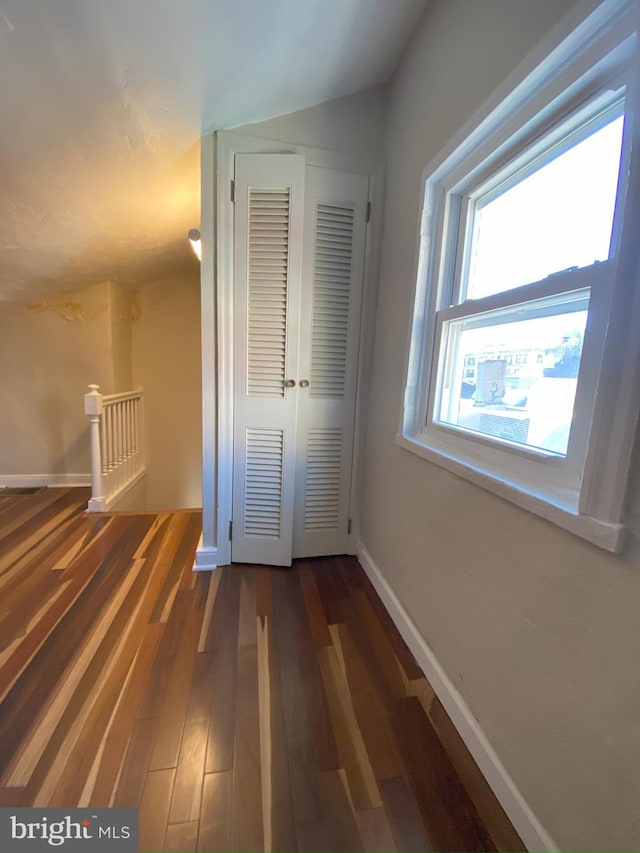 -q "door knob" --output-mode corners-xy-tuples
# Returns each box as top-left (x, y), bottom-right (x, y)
(299, 379), (310, 388)
(284, 379), (296, 388)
